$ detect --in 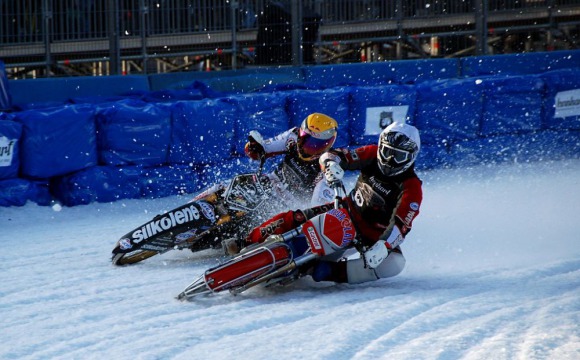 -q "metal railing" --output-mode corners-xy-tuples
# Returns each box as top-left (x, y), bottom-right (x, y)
(1, 0), (579, 78)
